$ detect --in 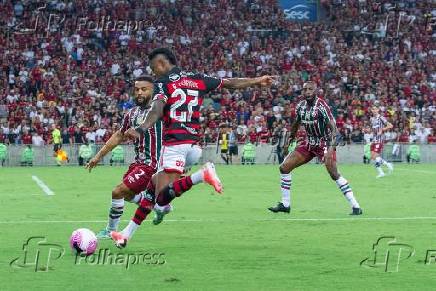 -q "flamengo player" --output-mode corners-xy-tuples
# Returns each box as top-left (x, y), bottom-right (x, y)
(110, 48), (274, 247)
(268, 81), (362, 215)
(85, 76), (165, 238)
(369, 105), (394, 178)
